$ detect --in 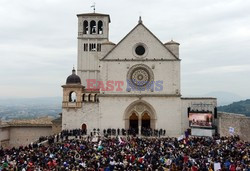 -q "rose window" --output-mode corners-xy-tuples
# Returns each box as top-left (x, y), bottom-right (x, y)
(127, 64), (154, 89)
(131, 68), (150, 86)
